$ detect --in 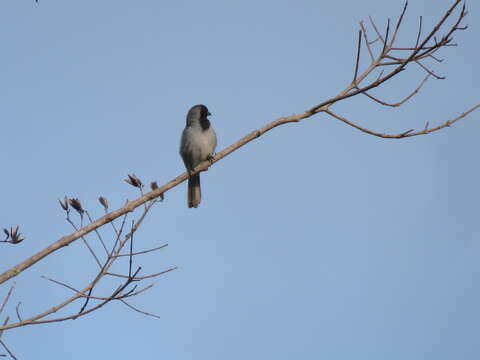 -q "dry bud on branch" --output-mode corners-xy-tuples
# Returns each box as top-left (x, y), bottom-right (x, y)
(68, 198), (84, 215)
(124, 174), (143, 189)
(98, 196), (109, 211)
(2, 225), (25, 244)
(58, 196), (69, 212)
(150, 182), (164, 201)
